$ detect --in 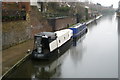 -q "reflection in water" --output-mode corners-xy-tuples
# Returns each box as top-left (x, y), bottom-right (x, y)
(70, 36), (86, 64)
(87, 20), (98, 33)
(59, 13), (118, 78)
(31, 52), (68, 79)
(7, 13), (118, 79)
(7, 48), (68, 78)
(94, 20), (97, 25)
